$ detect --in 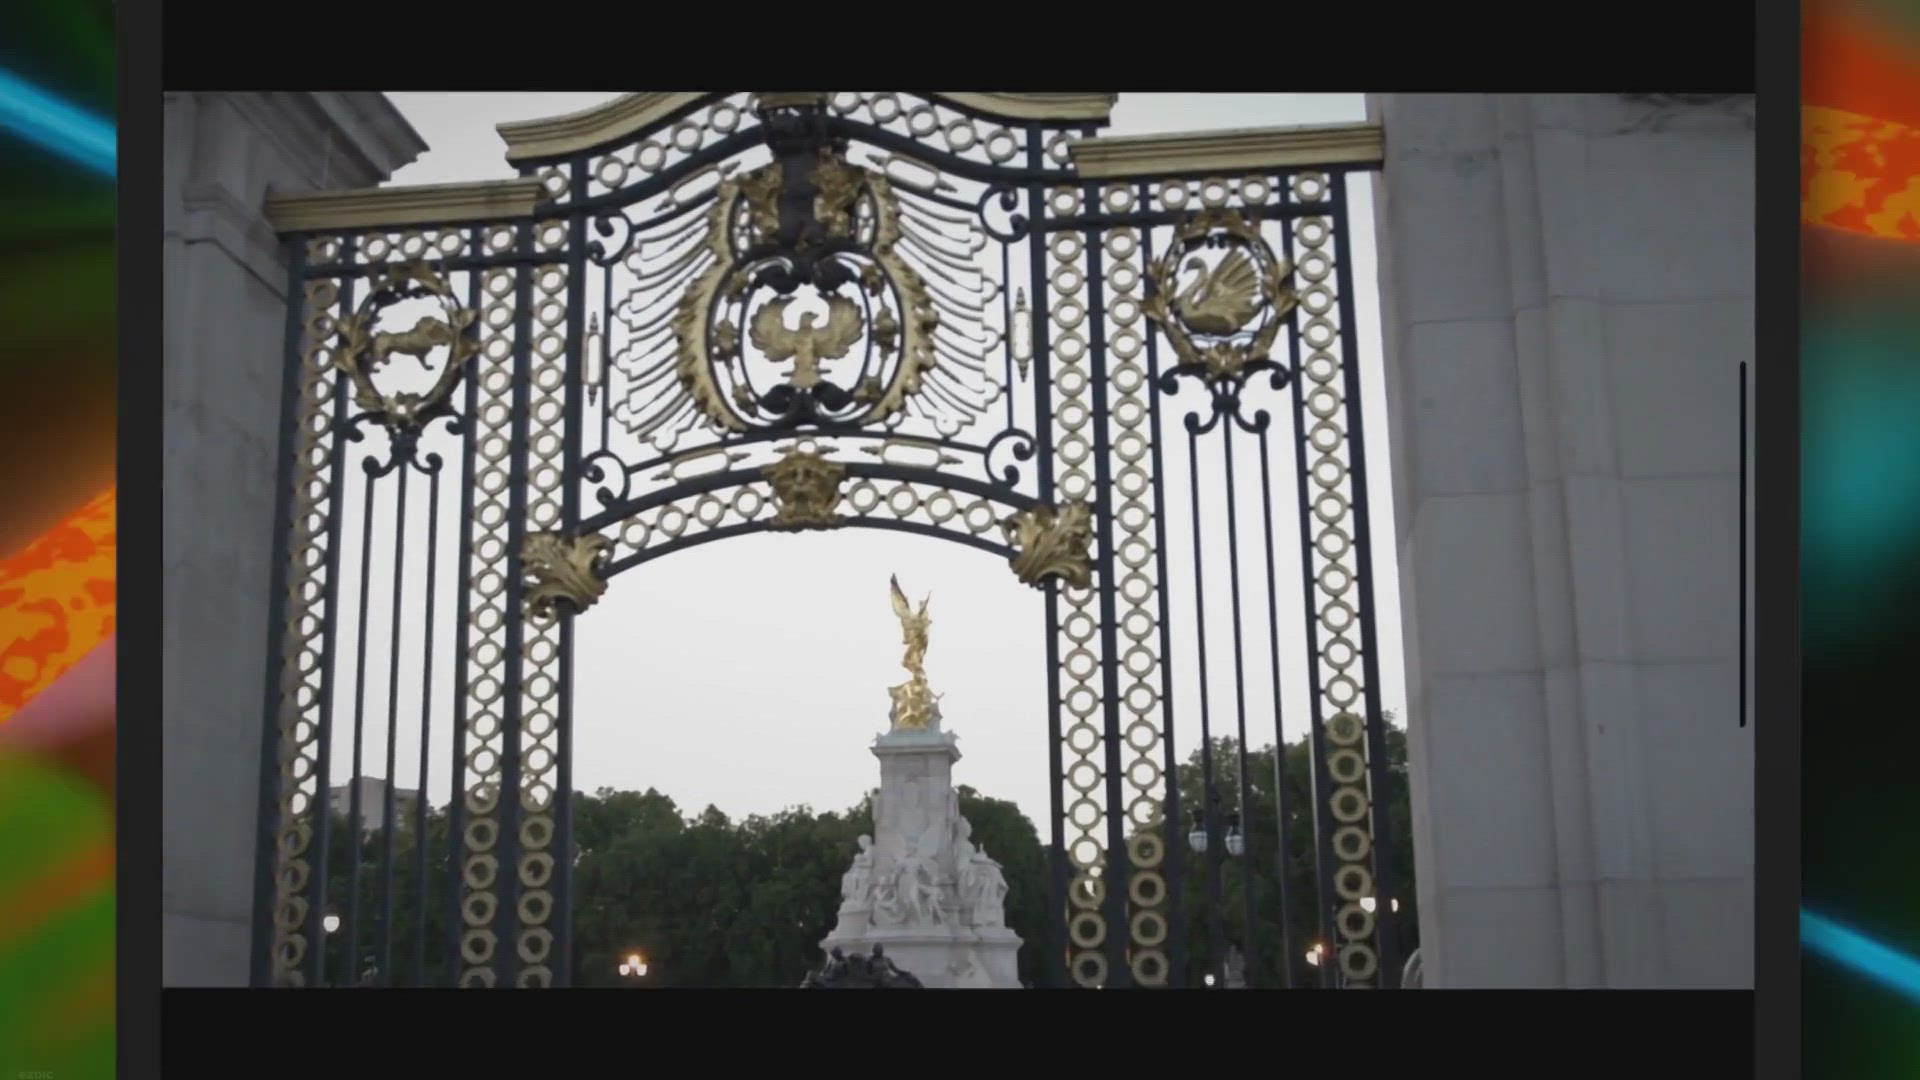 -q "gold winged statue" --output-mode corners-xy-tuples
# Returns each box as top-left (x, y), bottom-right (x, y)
(1174, 249), (1263, 336)
(750, 295), (864, 389)
(887, 575), (939, 732)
